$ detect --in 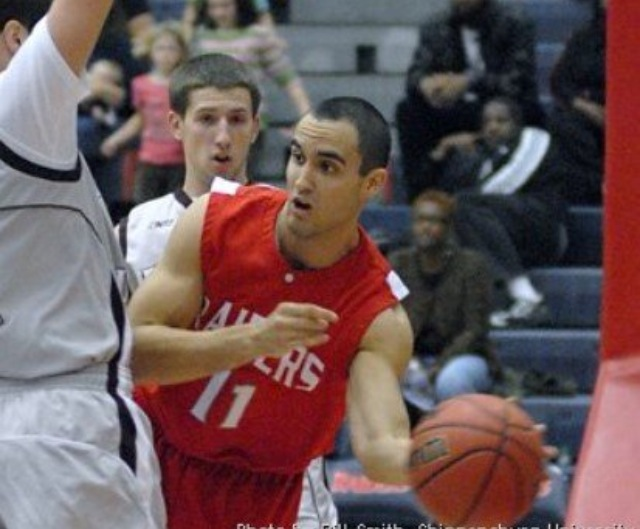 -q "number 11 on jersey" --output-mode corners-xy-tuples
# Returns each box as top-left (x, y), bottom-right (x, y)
(191, 371), (256, 429)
